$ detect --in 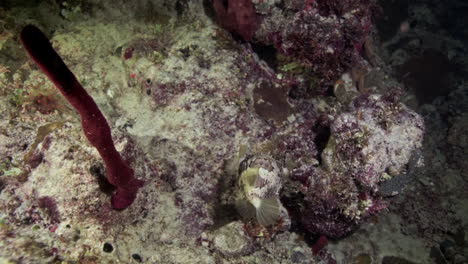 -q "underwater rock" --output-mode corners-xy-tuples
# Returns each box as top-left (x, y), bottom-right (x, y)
(333, 73), (360, 105)
(324, 93), (425, 189)
(291, 93), (424, 238)
(211, 221), (254, 257)
(447, 113), (468, 148)
(298, 167), (360, 238)
(254, 0), (378, 91)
